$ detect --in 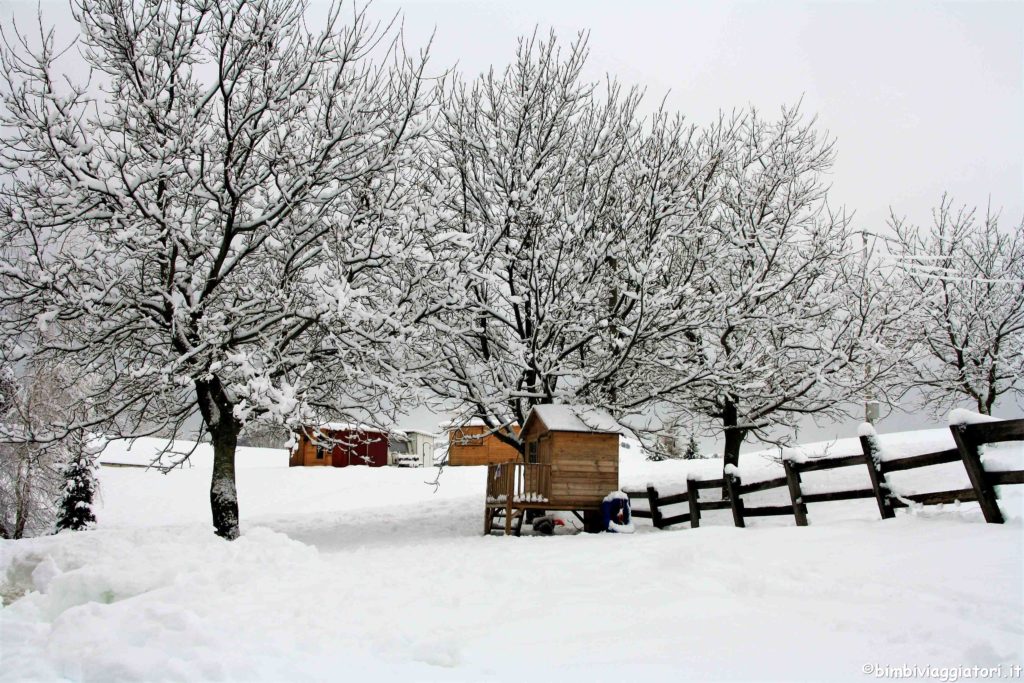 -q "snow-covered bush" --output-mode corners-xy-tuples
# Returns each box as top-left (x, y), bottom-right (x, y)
(647, 434), (683, 461)
(53, 431), (98, 533)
